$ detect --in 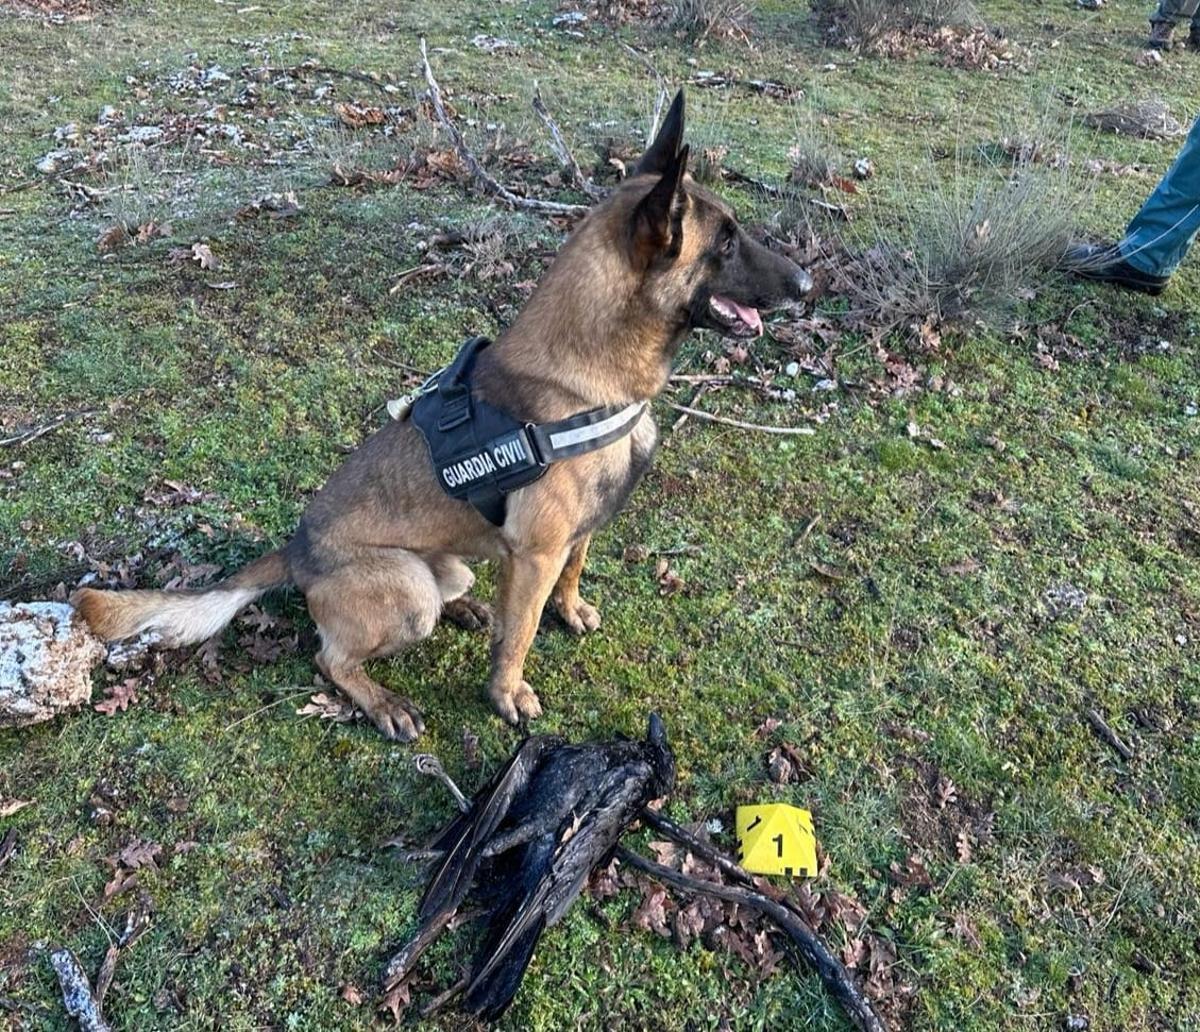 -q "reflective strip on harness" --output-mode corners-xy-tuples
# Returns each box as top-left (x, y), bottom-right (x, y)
(544, 402), (645, 455)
